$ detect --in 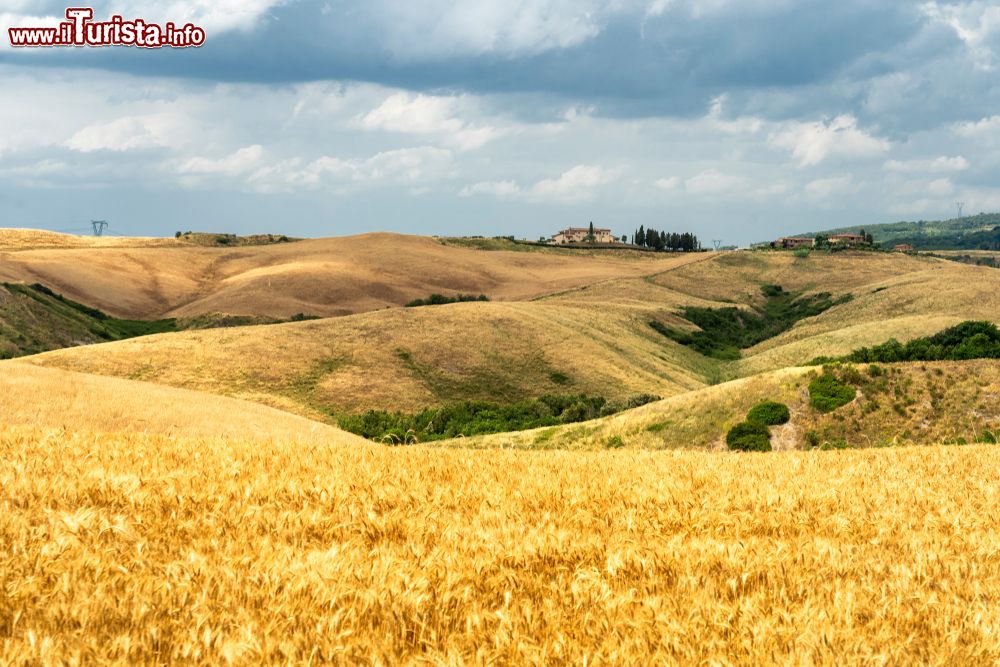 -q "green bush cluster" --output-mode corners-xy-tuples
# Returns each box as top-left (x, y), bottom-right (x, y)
(599, 393), (661, 417)
(15, 283), (176, 340)
(746, 401), (790, 426)
(725, 399), (791, 452)
(651, 285), (851, 360)
(405, 294), (489, 308)
(844, 321), (1000, 363)
(726, 421), (772, 452)
(808, 372), (856, 413)
(339, 393), (659, 444)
